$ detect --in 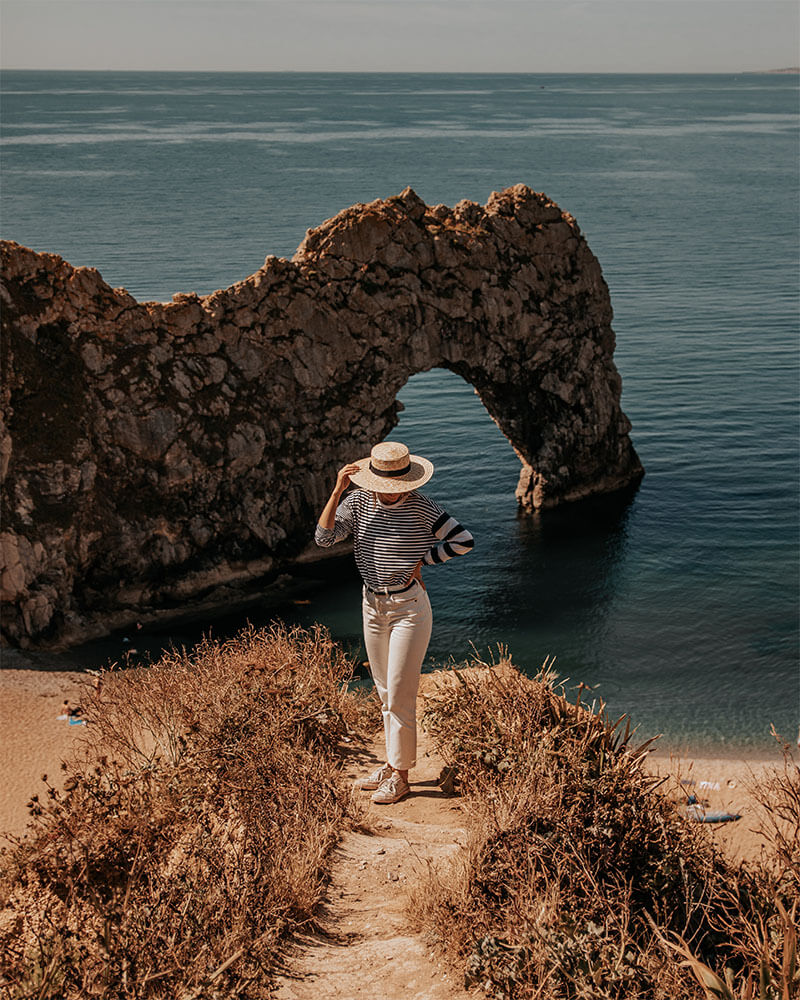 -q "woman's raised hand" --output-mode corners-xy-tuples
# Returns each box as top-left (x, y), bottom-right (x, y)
(336, 462), (362, 492)
(318, 462), (362, 532)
